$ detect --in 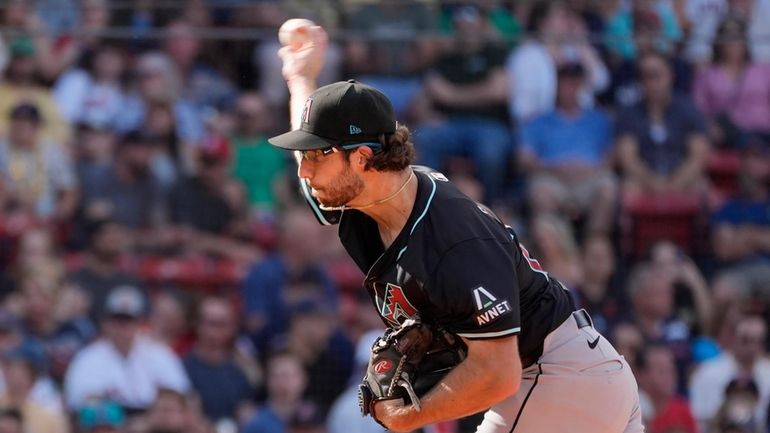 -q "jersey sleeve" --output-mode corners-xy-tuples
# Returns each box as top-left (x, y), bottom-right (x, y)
(430, 238), (521, 340)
